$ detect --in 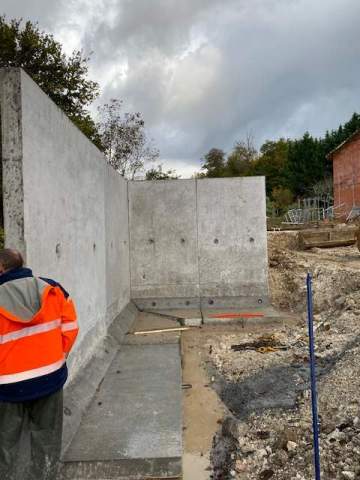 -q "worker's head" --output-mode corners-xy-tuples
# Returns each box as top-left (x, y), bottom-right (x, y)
(0, 249), (24, 275)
